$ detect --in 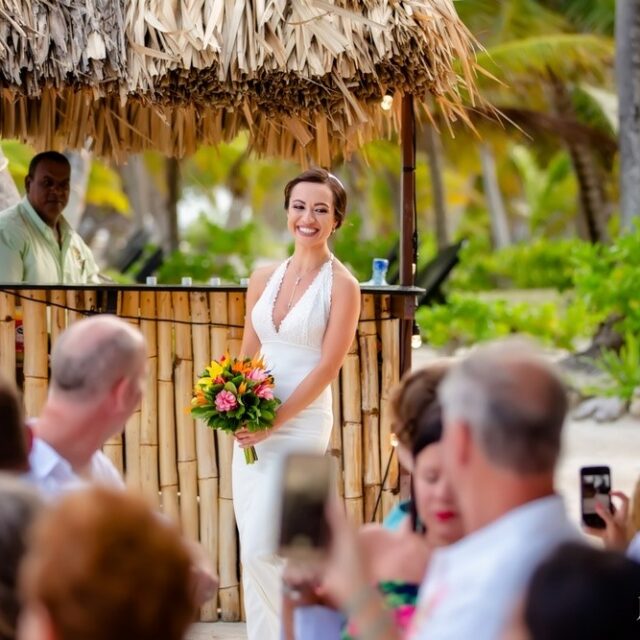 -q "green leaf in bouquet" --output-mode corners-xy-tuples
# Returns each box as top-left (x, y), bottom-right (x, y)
(224, 381), (237, 394)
